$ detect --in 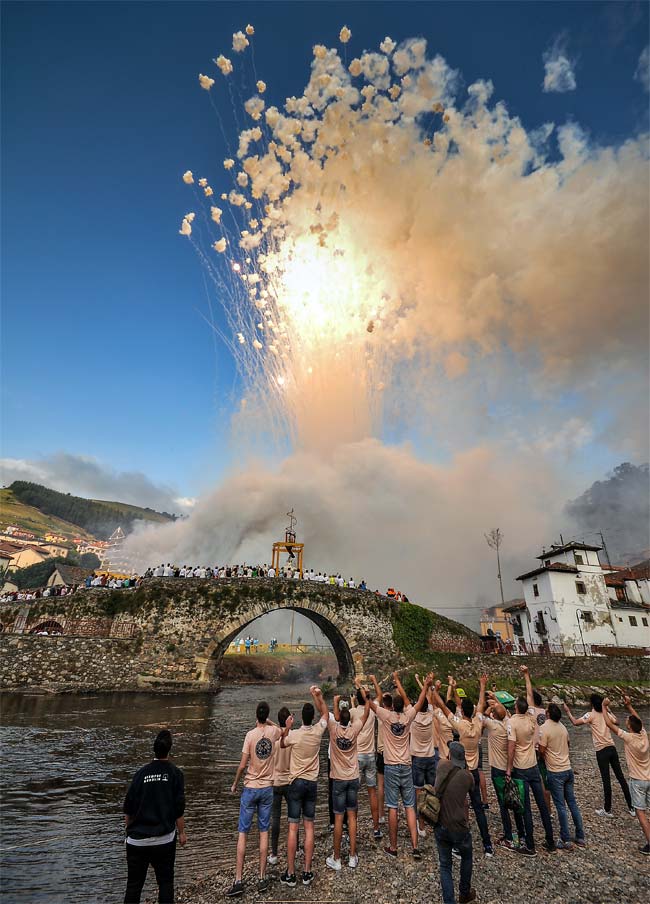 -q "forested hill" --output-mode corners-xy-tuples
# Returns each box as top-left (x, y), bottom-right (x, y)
(8, 481), (176, 540)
